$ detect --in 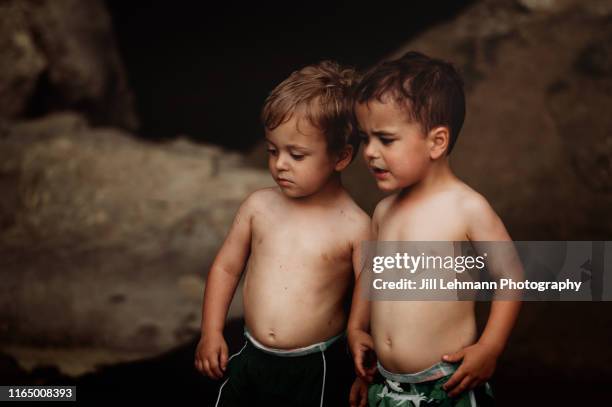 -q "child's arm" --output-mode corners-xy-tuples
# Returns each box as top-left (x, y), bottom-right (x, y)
(347, 272), (375, 380)
(442, 196), (522, 397)
(347, 210), (377, 381)
(194, 196), (254, 379)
